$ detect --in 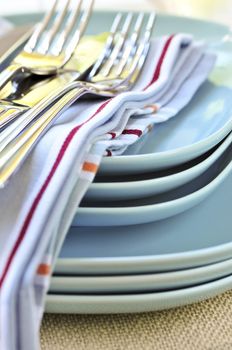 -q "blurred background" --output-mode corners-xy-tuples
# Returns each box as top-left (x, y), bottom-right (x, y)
(1, 0), (232, 26)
